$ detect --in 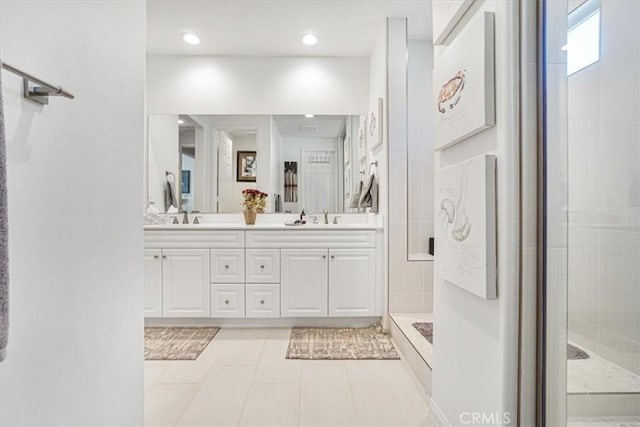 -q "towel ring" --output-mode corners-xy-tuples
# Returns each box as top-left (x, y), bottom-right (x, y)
(368, 161), (378, 174)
